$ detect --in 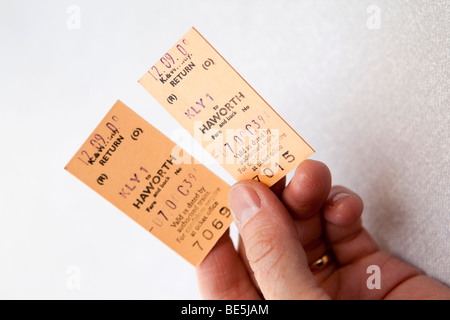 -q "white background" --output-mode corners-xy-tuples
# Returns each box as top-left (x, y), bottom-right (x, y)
(0, 0), (448, 299)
